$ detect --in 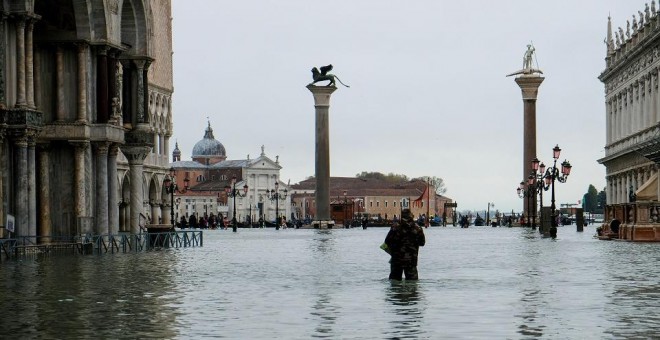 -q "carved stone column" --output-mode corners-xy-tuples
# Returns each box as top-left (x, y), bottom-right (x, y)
(26, 20), (35, 109)
(307, 85), (337, 228)
(14, 136), (28, 237)
(0, 129), (5, 228)
(123, 147), (150, 234)
(134, 60), (147, 124)
(96, 142), (110, 235)
(38, 144), (52, 243)
(56, 46), (65, 121)
(16, 18), (26, 107)
(108, 145), (119, 235)
(72, 141), (89, 224)
(77, 44), (88, 123)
